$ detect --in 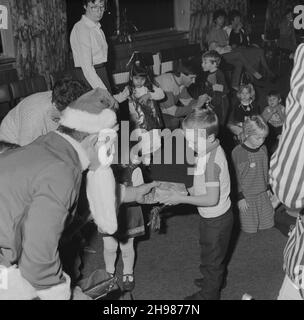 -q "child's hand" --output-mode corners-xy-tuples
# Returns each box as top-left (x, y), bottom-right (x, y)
(138, 93), (151, 104)
(195, 94), (211, 108)
(238, 199), (249, 214)
(122, 86), (130, 98)
(158, 190), (183, 206)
